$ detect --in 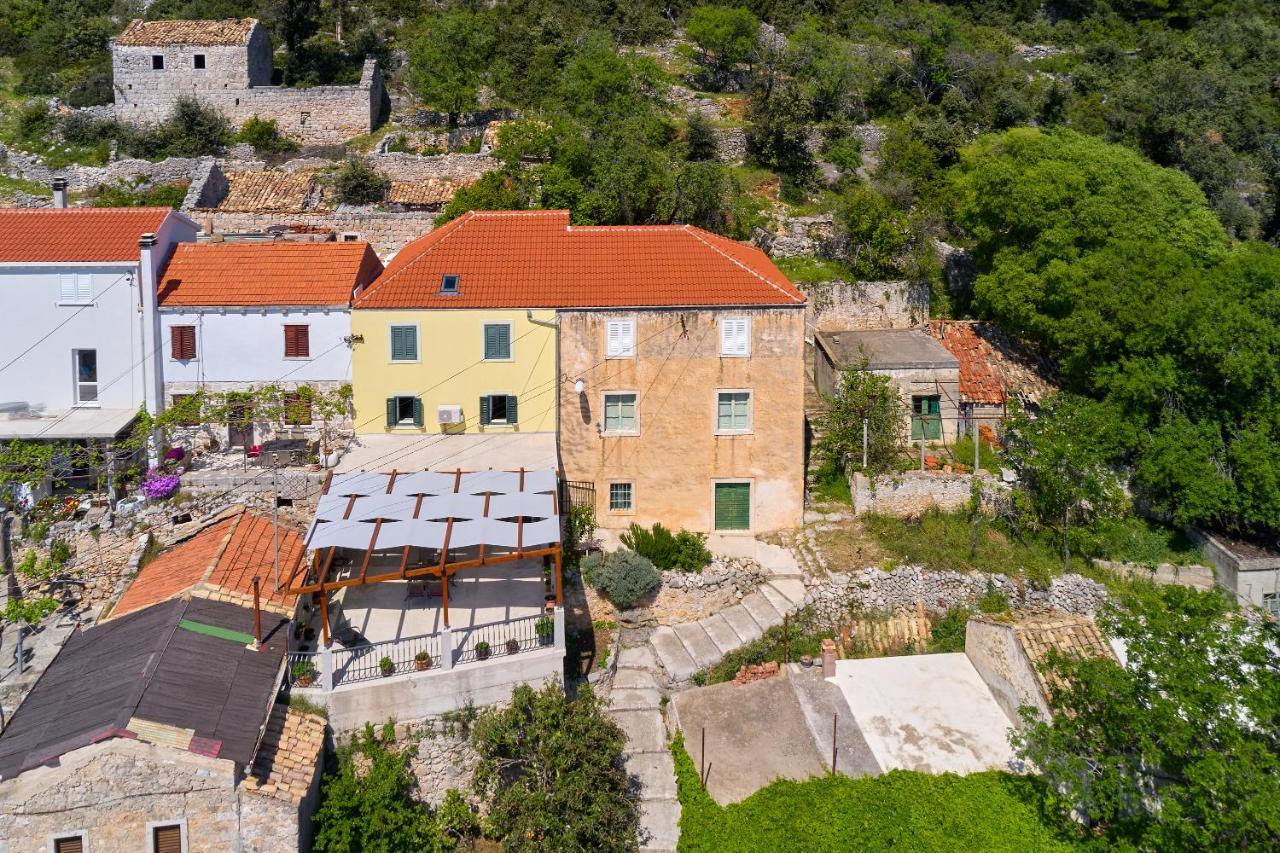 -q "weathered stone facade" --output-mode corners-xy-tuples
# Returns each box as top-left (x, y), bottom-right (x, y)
(558, 307), (807, 533)
(111, 19), (381, 144)
(202, 209), (439, 256)
(801, 280), (929, 334)
(0, 739), (307, 853)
